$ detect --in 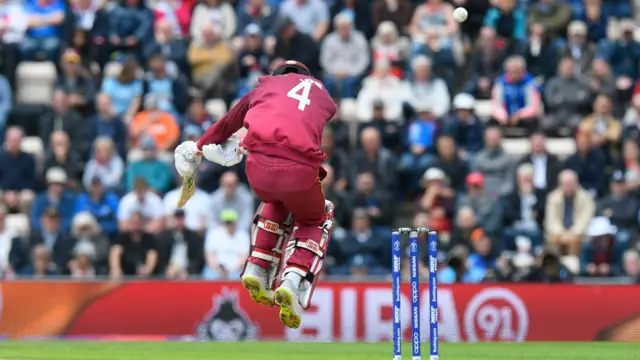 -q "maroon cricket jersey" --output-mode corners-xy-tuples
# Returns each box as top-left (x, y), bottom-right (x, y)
(197, 74), (337, 169)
